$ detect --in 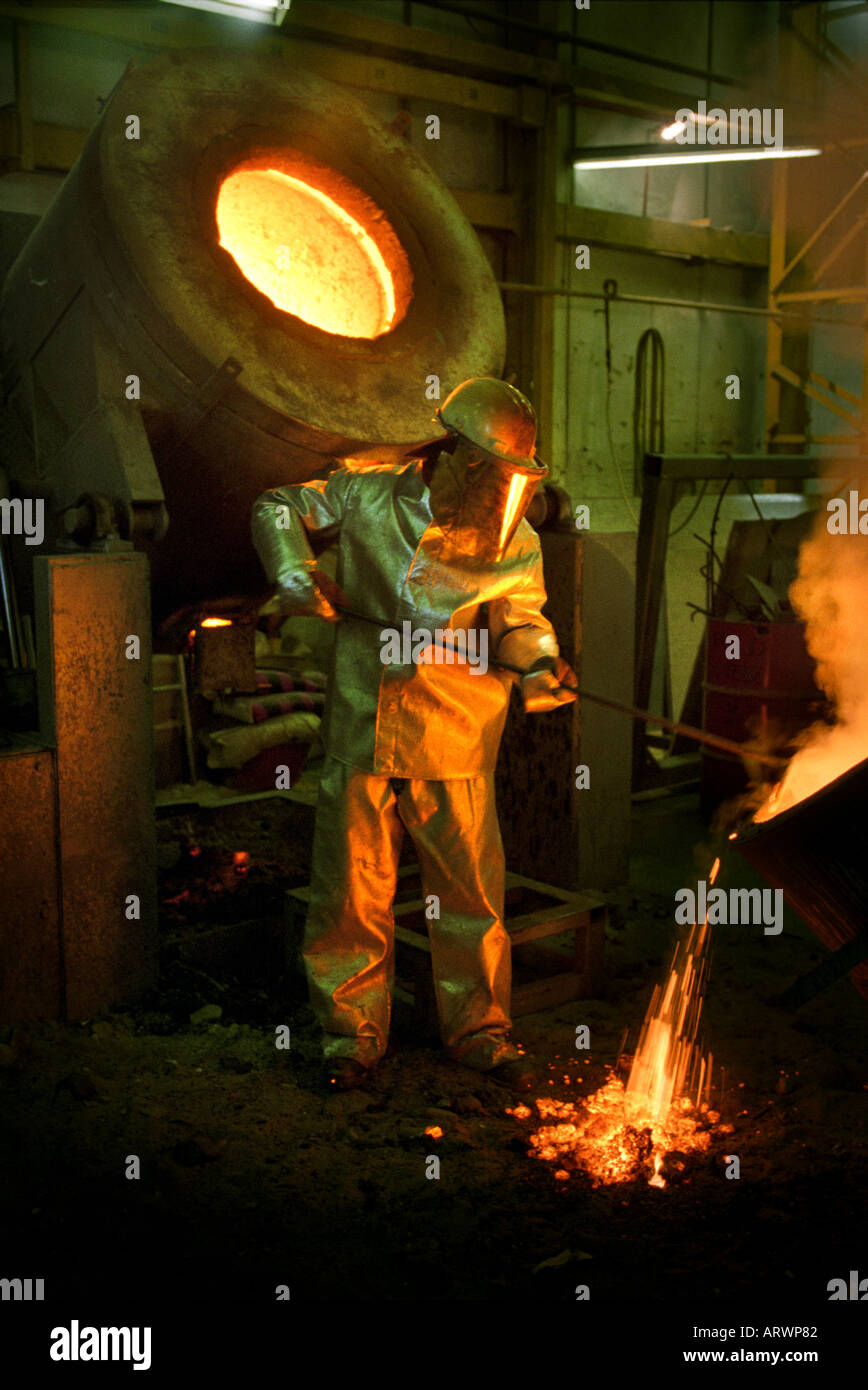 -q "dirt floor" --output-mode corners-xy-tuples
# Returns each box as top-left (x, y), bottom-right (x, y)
(1, 784), (866, 1306)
